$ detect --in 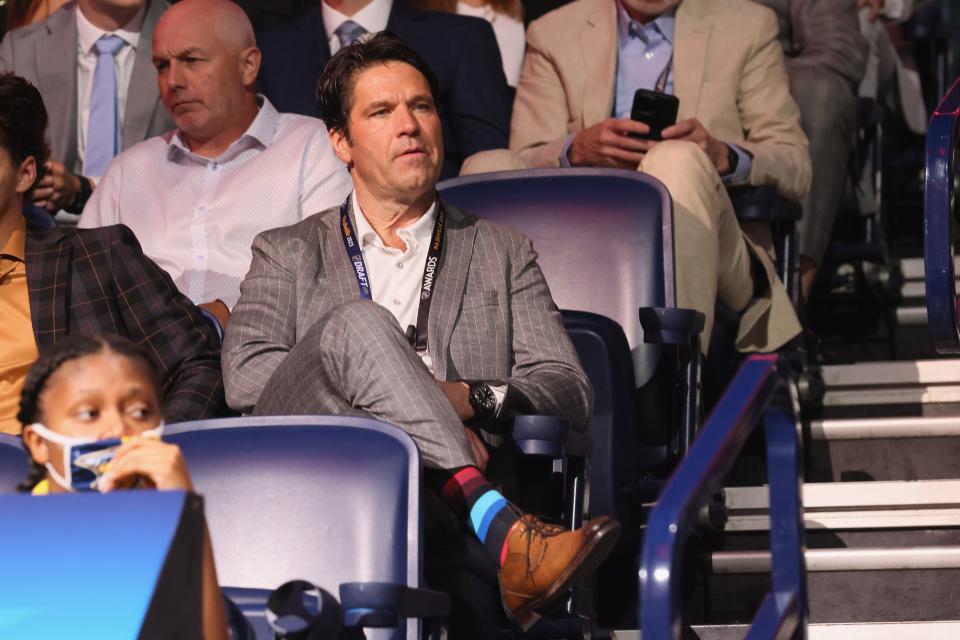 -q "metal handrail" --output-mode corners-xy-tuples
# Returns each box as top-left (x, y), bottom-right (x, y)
(639, 354), (807, 639)
(924, 74), (960, 353)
